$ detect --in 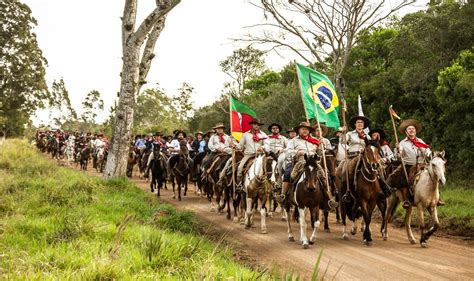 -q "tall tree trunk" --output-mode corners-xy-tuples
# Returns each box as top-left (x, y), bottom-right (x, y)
(103, 0), (180, 179)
